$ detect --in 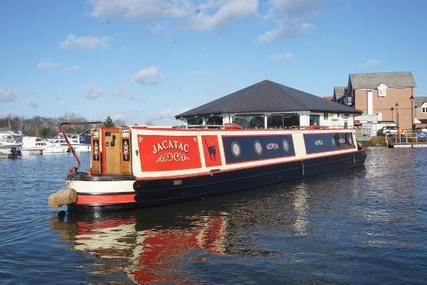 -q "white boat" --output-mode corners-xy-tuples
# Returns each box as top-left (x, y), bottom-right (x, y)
(43, 133), (91, 153)
(67, 133), (91, 152)
(21, 136), (46, 155)
(0, 128), (23, 159)
(43, 136), (69, 153)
